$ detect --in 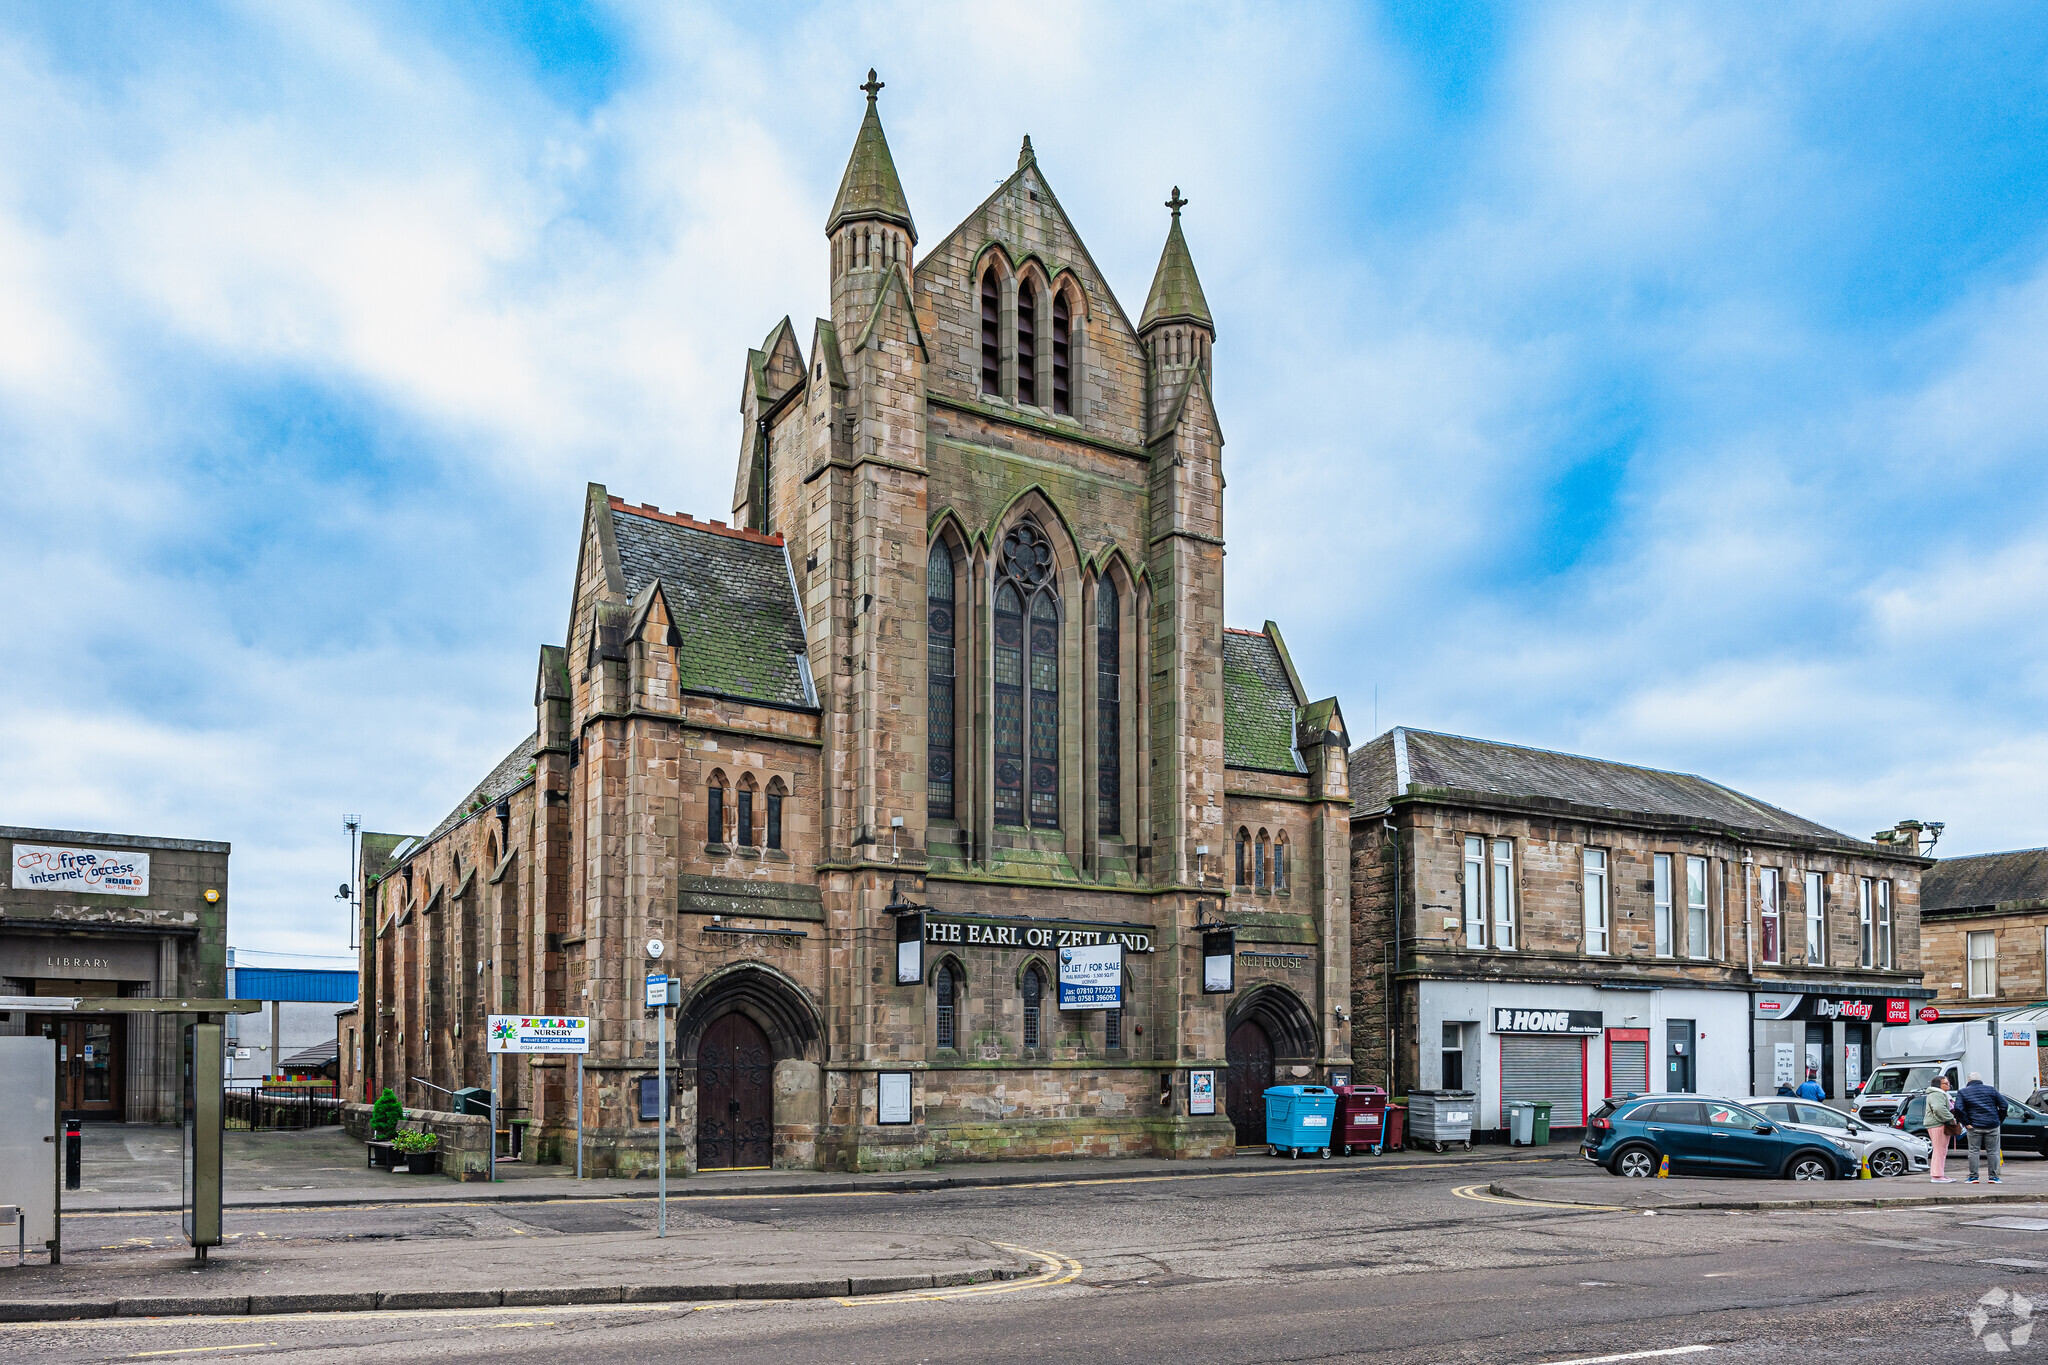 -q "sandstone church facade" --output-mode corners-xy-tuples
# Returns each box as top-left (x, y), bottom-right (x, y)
(351, 74), (1354, 1174)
